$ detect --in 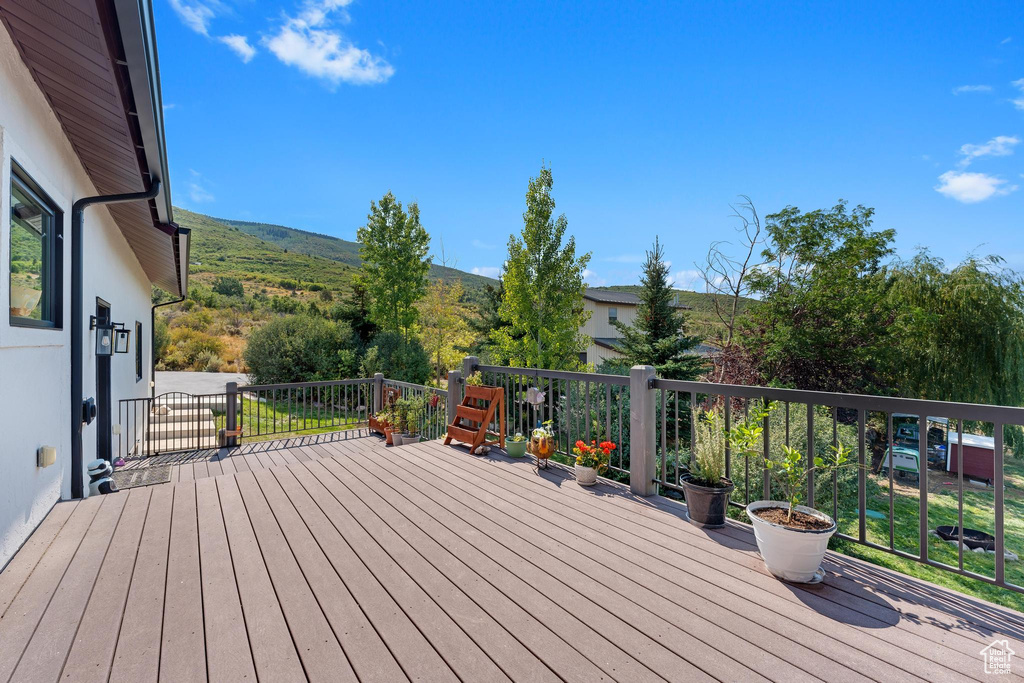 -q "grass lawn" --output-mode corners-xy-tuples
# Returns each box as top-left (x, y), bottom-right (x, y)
(217, 396), (368, 443)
